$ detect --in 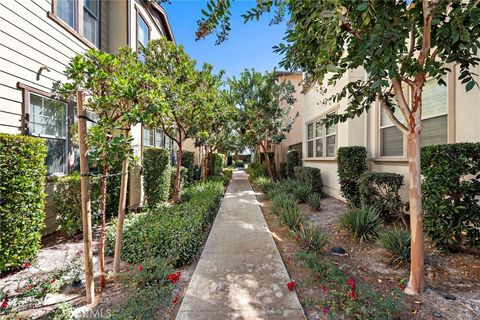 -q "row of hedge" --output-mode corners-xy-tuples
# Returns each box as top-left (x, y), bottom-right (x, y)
(105, 180), (225, 266)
